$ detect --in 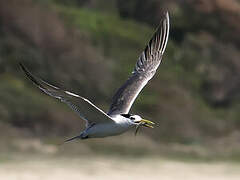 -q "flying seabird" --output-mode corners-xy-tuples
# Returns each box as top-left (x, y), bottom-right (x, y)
(20, 12), (170, 141)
